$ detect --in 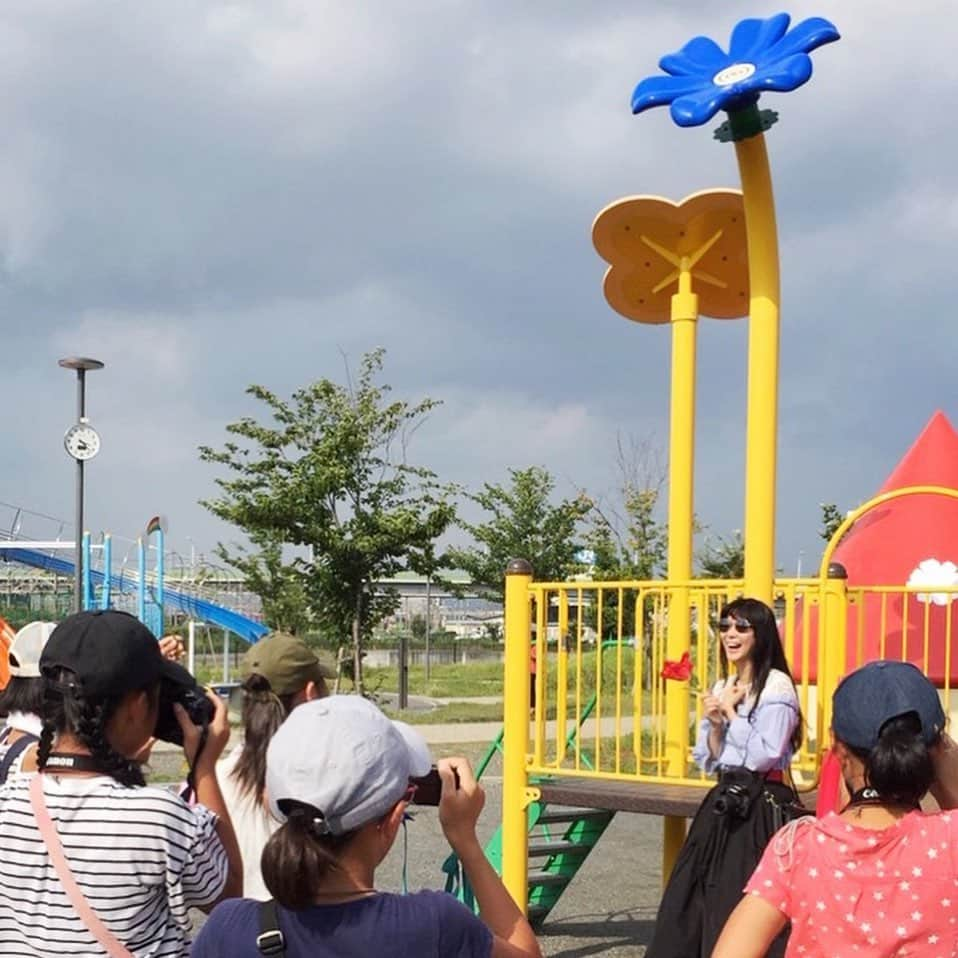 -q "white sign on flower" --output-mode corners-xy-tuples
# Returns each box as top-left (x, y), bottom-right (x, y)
(906, 558), (958, 606)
